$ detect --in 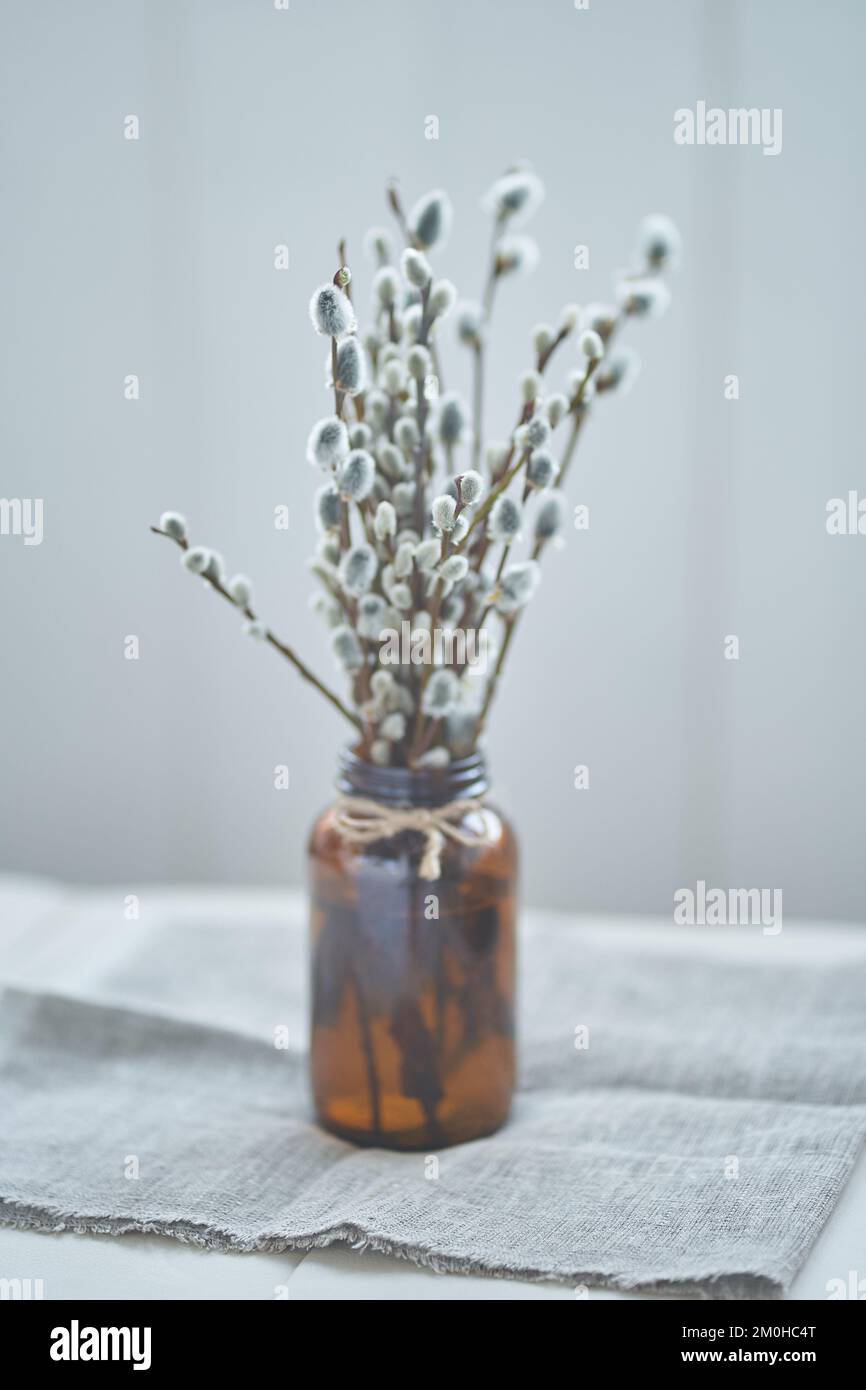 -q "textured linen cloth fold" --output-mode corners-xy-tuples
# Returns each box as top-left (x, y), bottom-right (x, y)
(0, 880), (864, 1298)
